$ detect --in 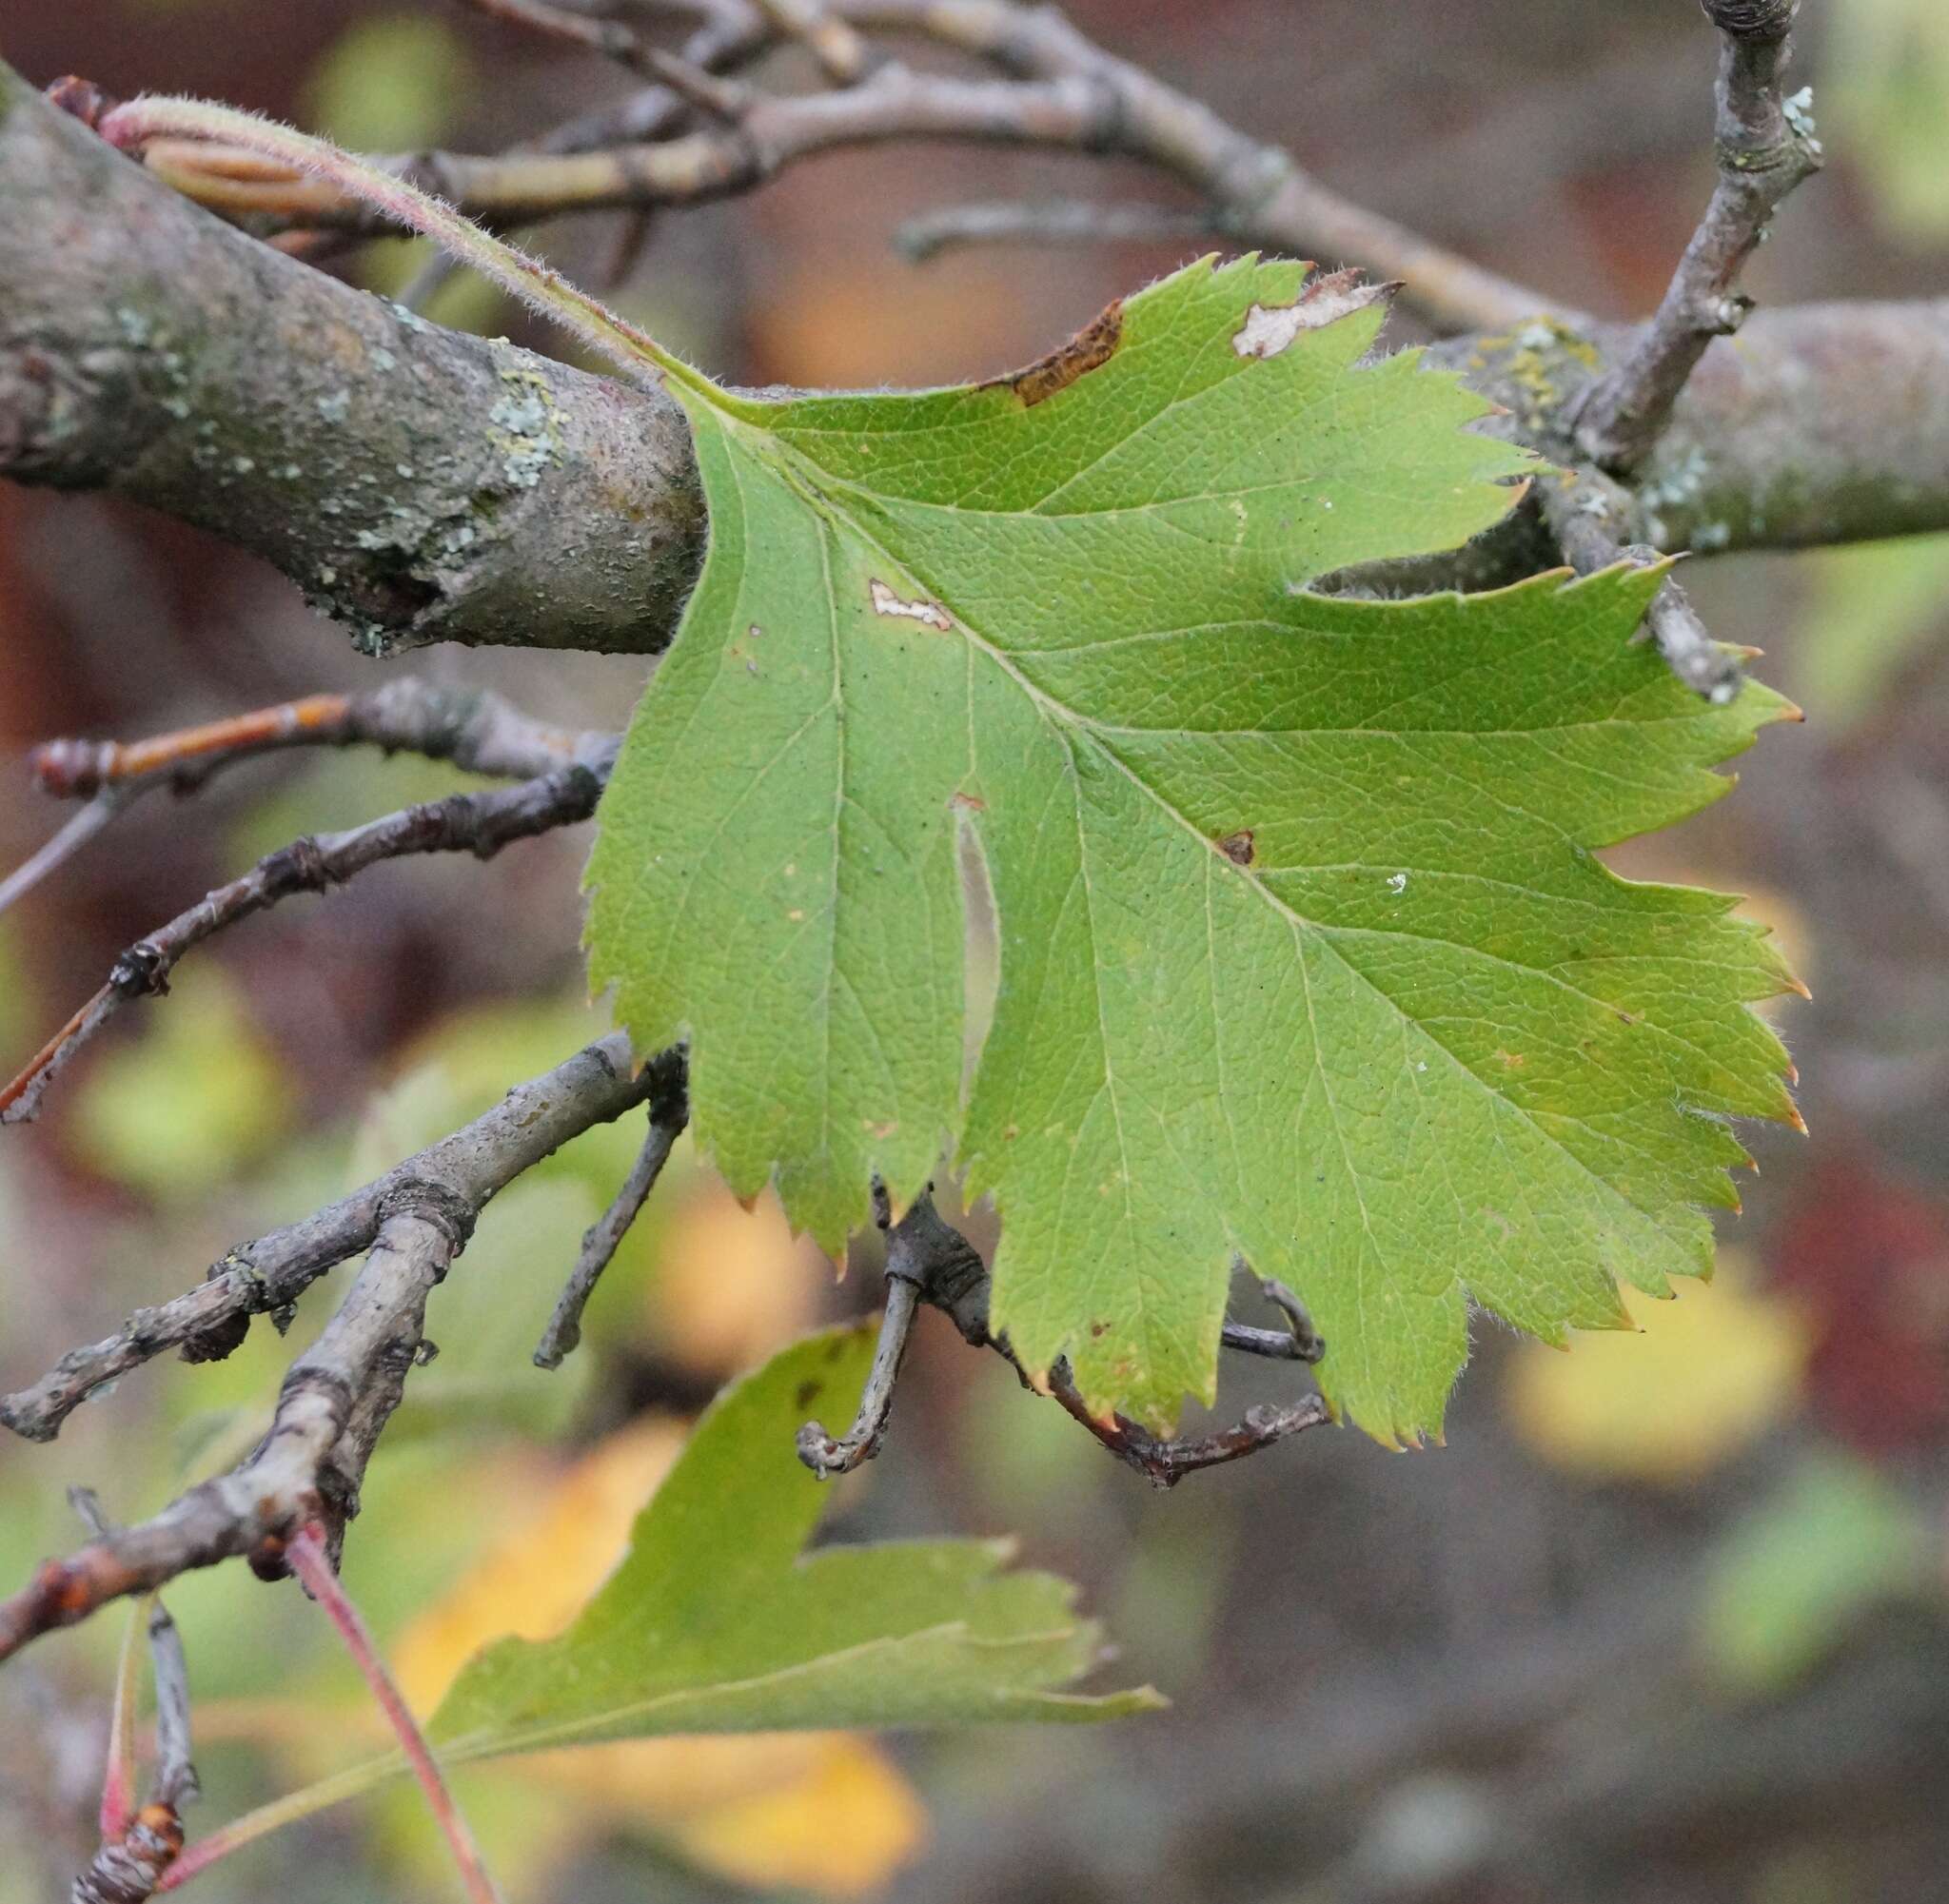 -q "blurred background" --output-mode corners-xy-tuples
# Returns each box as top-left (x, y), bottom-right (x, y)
(2, 2), (1948, 1900)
